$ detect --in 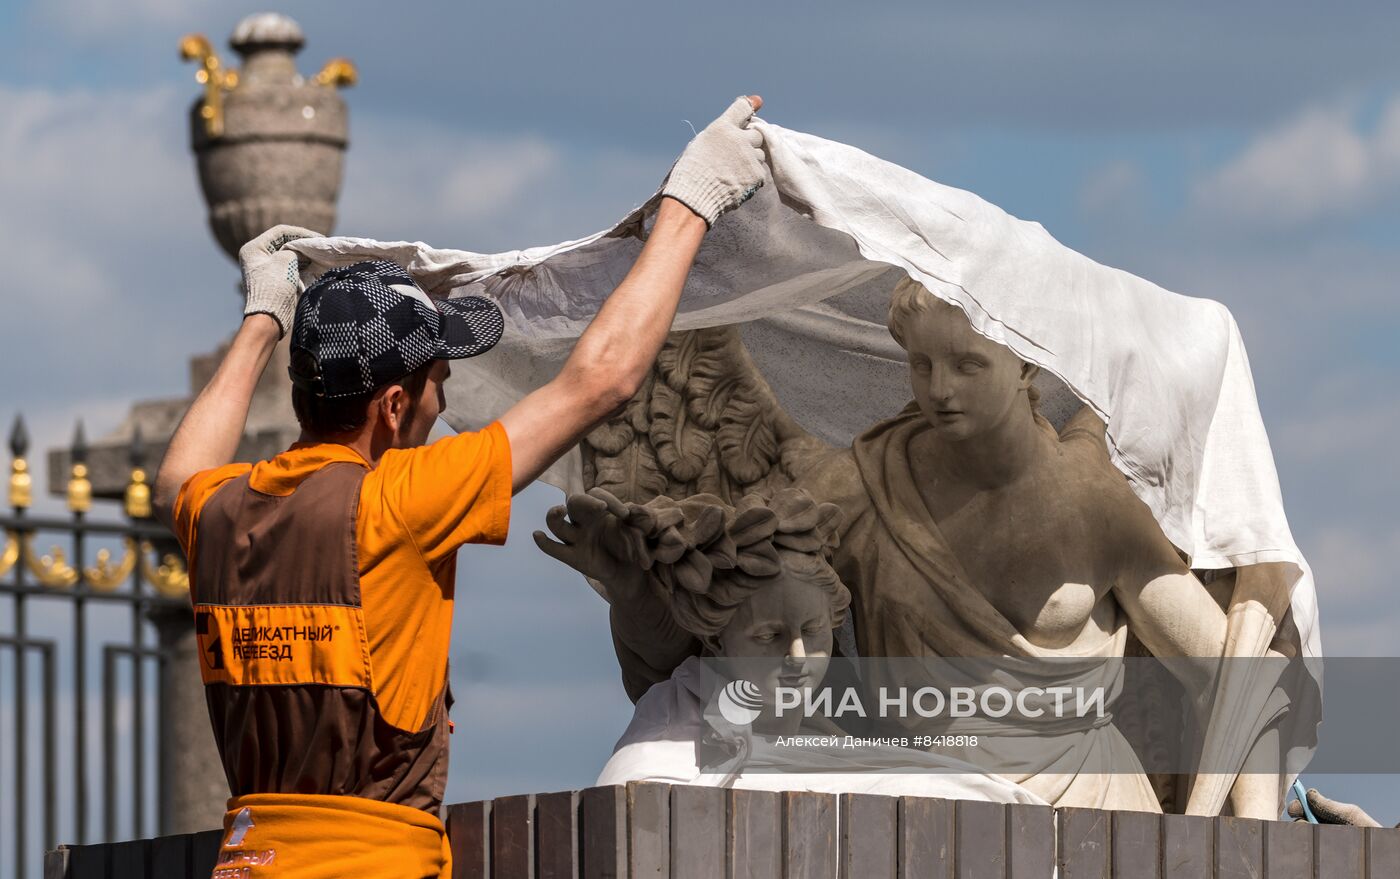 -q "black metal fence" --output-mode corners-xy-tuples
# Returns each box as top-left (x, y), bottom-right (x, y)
(2, 416), (189, 879)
